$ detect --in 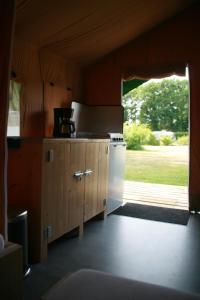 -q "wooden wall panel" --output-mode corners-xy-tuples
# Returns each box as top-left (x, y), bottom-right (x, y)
(12, 38), (84, 137)
(0, 0), (16, 237)
(85, 56), (122, 106)
(40, 49), (83, 101)
(12, 38), (44, 137)
(8, 139), (43, 262)
(44, 83), (69, 137)
(84, 3), (200, 210)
